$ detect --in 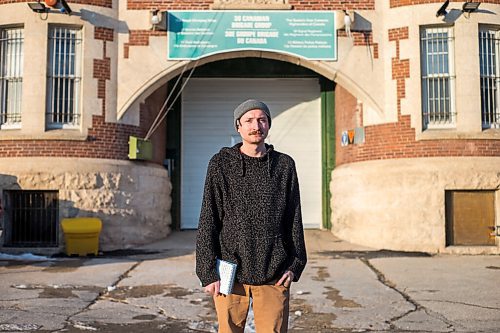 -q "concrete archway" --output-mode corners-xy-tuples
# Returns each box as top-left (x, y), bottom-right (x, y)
(137, 54), (337, 230)
(118, 51), (382, 120)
